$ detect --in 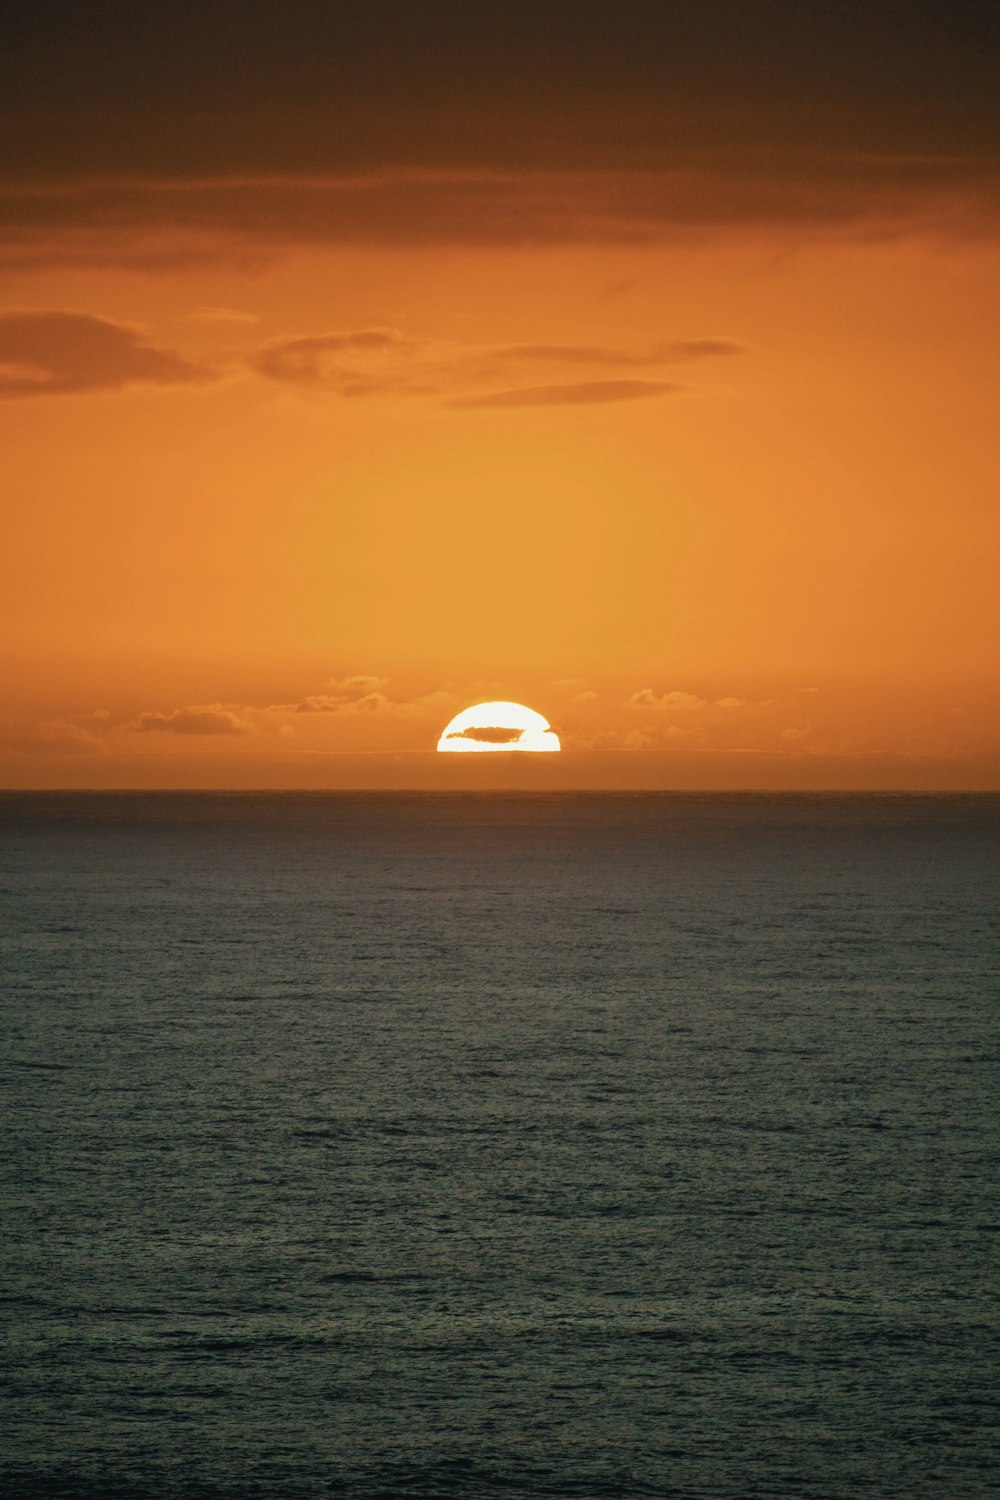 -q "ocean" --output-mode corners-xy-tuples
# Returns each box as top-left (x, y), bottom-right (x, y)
(1, 792), (997, 1498)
